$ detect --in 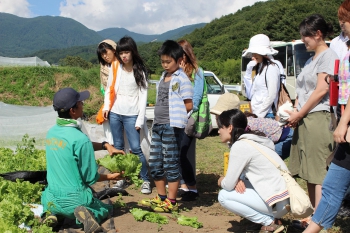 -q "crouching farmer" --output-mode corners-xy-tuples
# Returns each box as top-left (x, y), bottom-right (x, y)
(41, 87), (123, 233)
